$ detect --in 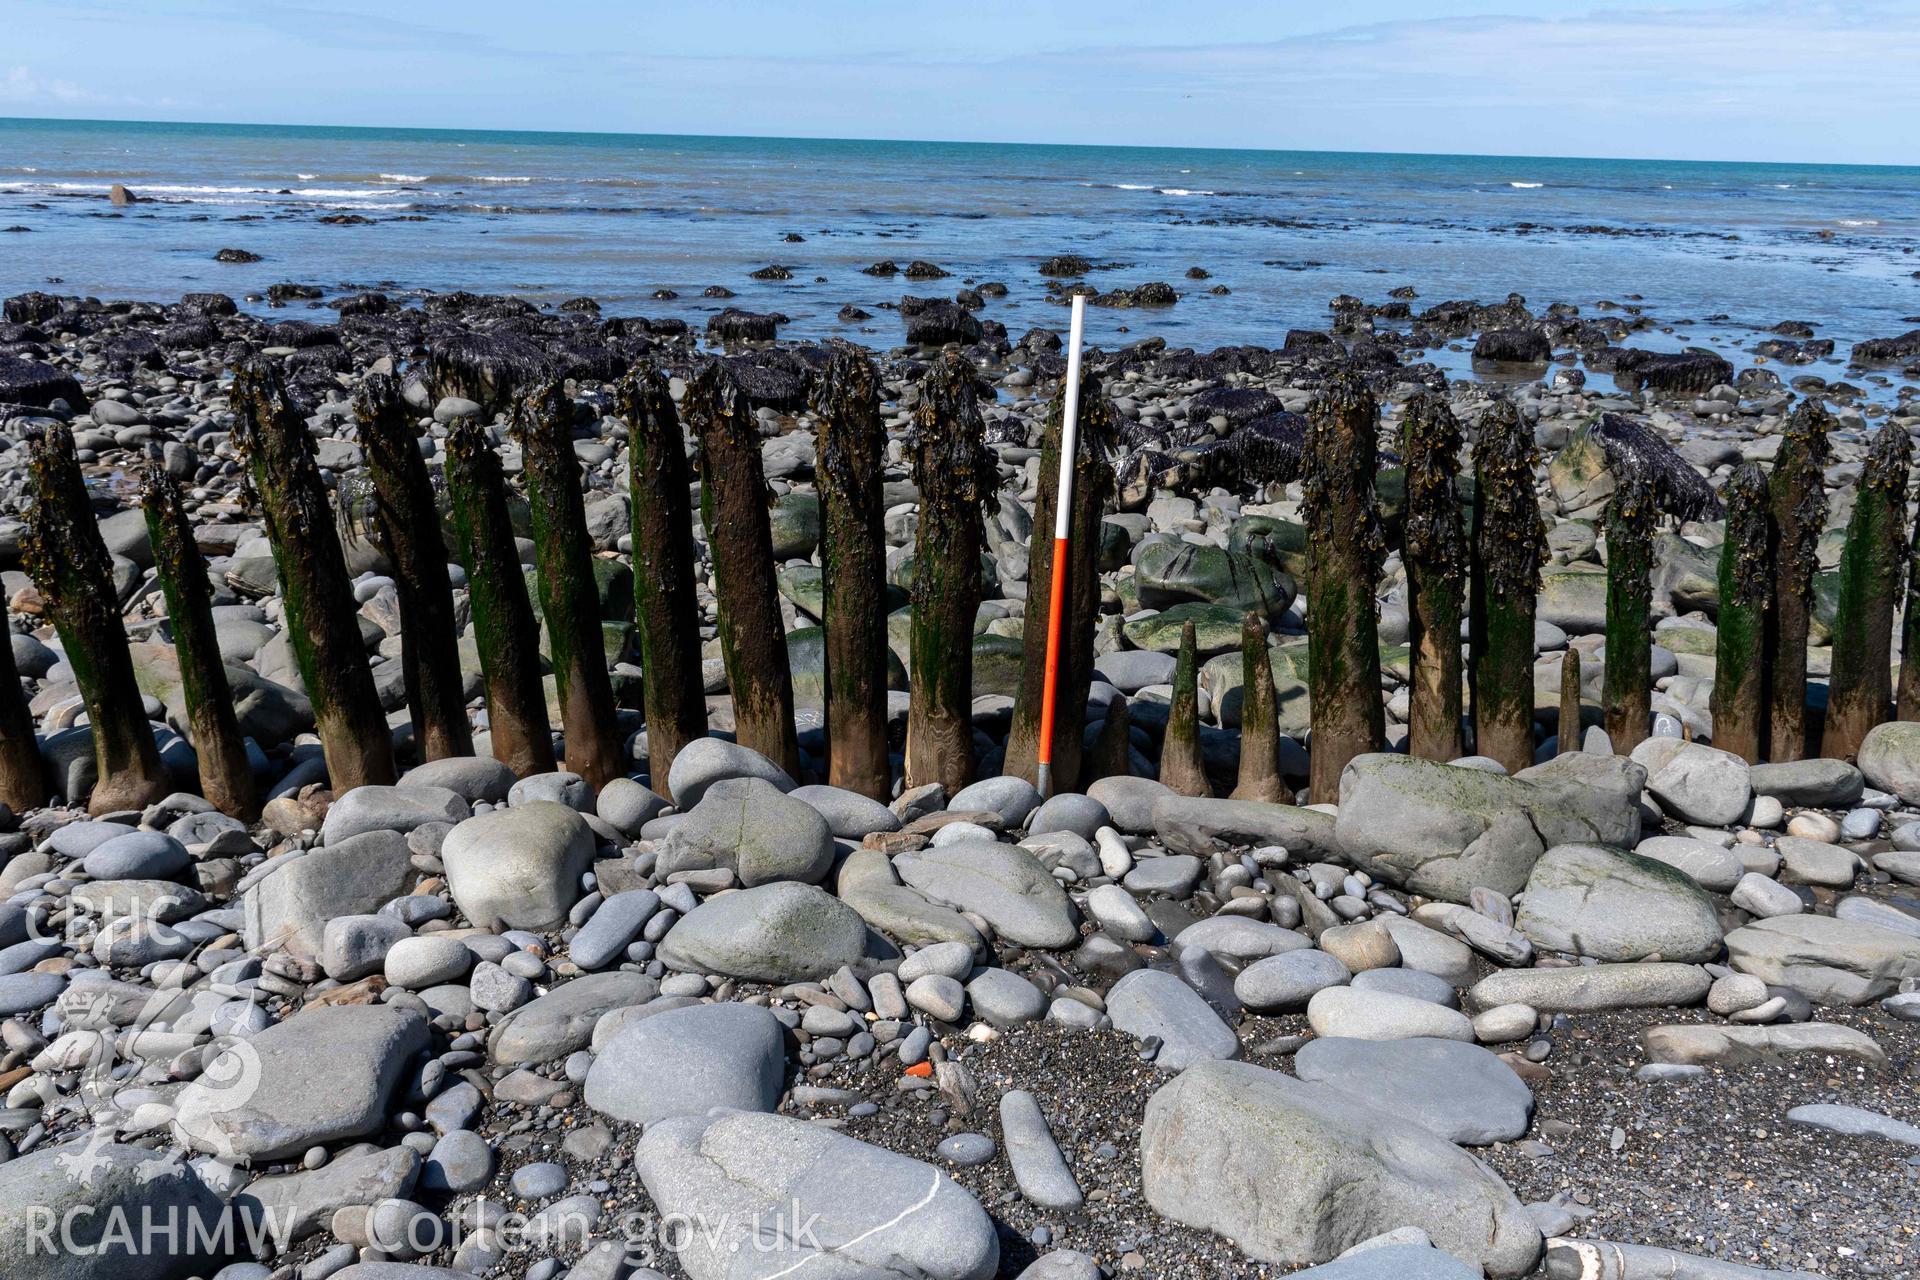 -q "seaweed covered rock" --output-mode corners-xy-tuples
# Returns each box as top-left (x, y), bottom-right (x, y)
(705, 307), (783, 343)
(1472, 328), (1551, 364)
(0, 353), (87, 411)
(1612, 349), (1734, 395)
(905, 299), (984, 347)
(426, 329), (550, 418)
